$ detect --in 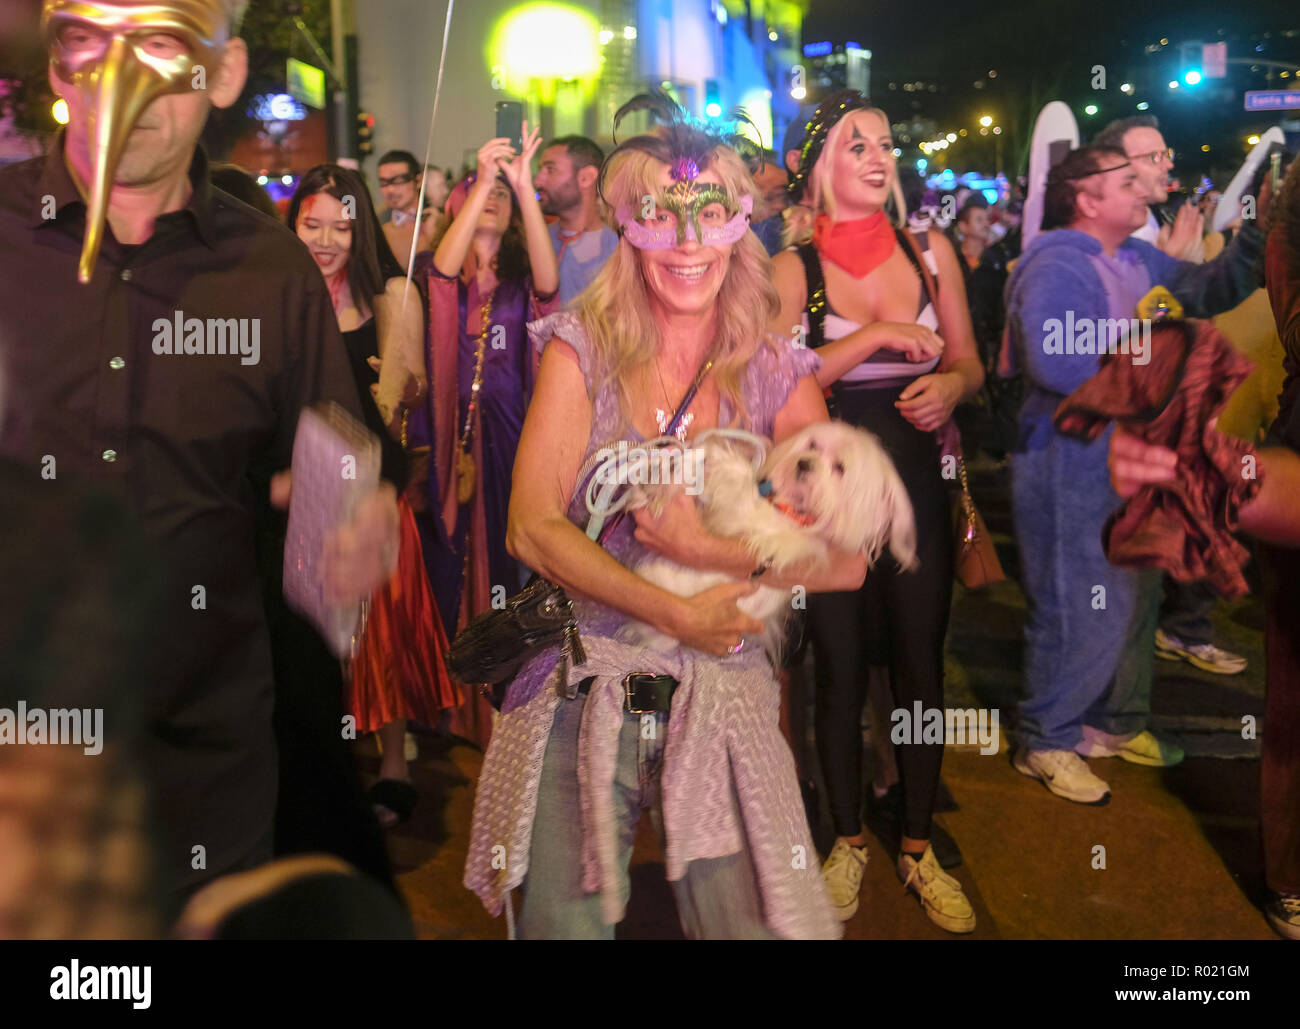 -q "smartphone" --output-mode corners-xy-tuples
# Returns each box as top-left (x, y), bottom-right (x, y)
(495, 100), (523, 152)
